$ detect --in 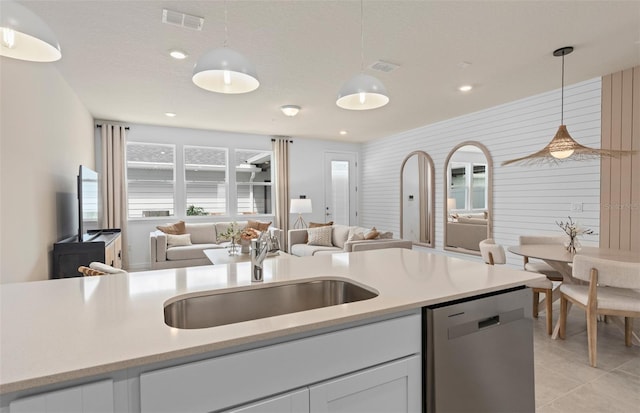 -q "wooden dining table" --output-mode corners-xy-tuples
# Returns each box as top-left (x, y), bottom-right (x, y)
(508, 244), (640, 341)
